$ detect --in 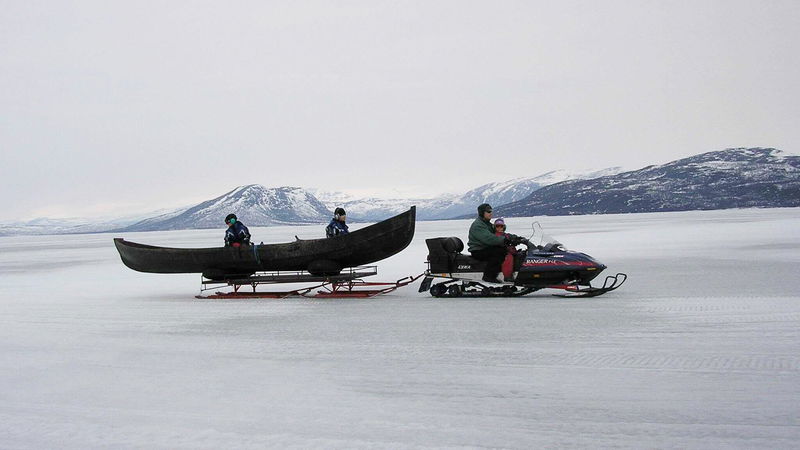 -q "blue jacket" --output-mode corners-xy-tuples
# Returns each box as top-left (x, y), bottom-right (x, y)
(225, 221), (251, 246)
(326, 218), (349, 238)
